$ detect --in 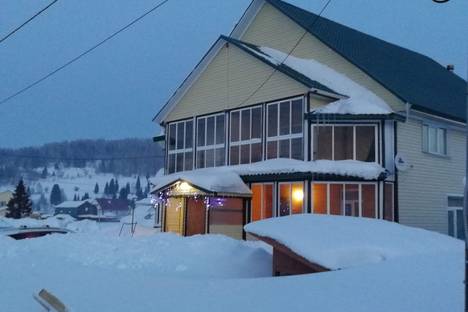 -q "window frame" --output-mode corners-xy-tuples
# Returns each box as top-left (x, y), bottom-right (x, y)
(266, 97), (304, 160)
(250, 183), (275, 222)
(310, 181), (378, 218)
(229, 105), (263, 165)
(277, 181), (305, 216)
(167, 119), (194, 173)
(311, 123), (379, 163)
(422, 124), (447, 156)
(447, 194), (465, 240)
(196, 113), (226, 169)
